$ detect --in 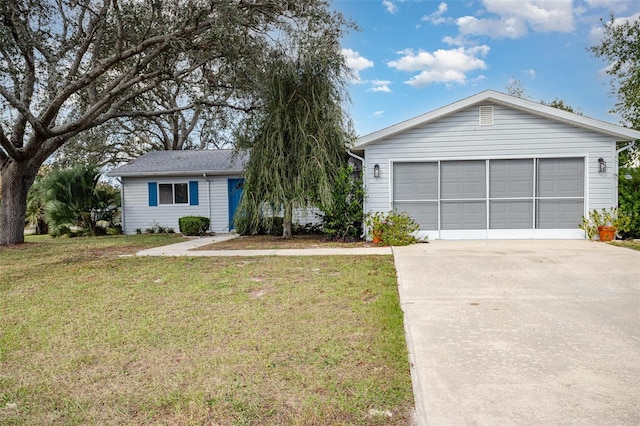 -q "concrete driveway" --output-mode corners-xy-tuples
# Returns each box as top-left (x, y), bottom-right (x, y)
(393, 240), (640, 425)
